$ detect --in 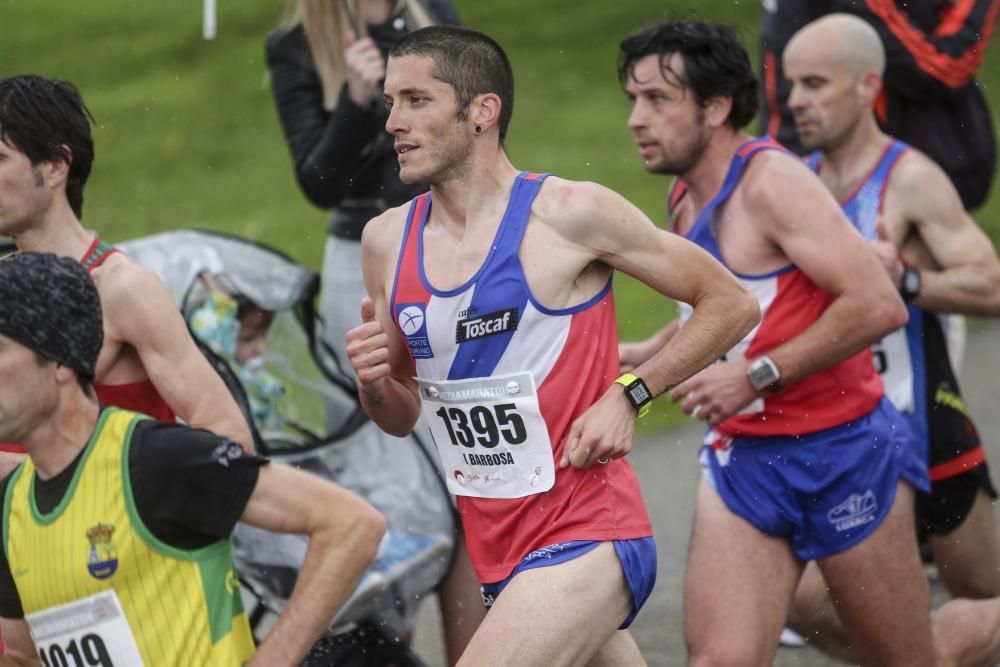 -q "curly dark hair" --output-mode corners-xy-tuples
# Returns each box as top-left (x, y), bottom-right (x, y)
(0, 75), (95, 219)
(619, 19), (759, 130)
